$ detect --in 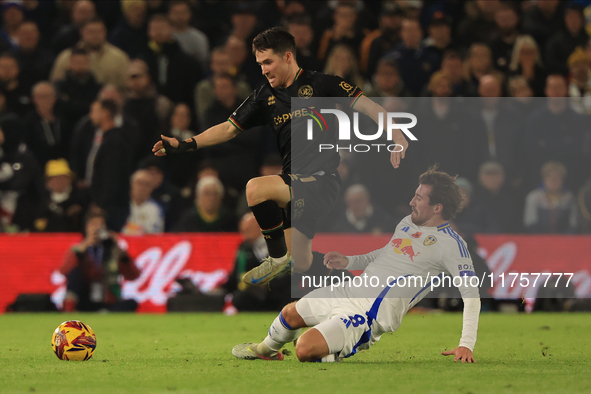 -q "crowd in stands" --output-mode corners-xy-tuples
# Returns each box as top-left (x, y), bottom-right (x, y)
(1, 0), (591, 239)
